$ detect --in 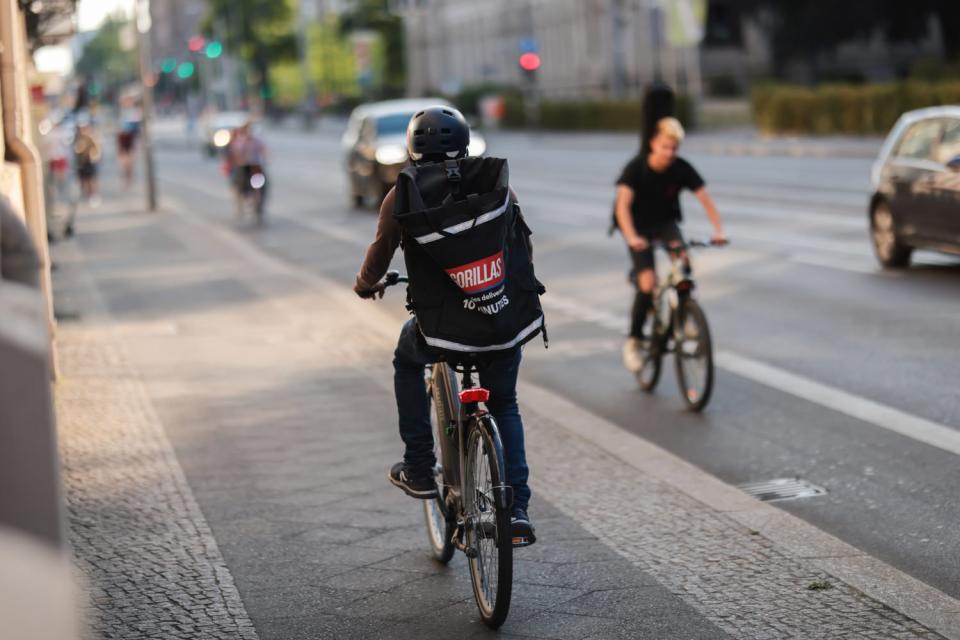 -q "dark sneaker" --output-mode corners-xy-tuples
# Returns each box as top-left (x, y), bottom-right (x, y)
(388, 462), (438, 499)
(511, 507), (536, 547)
